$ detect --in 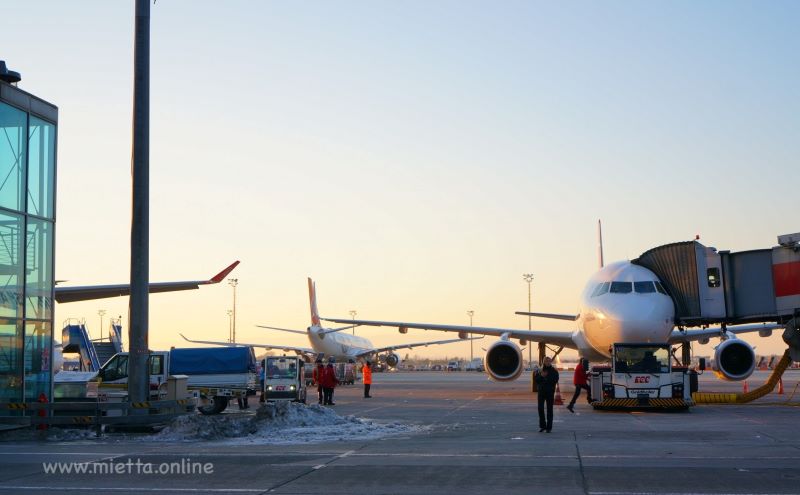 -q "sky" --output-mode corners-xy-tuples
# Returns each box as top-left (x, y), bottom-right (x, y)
(2, 1), (799, 360)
